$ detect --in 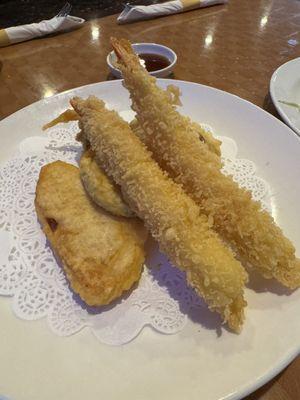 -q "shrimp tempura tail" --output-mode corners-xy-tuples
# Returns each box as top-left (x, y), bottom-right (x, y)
(71, 95), (248, 333)
(111, 37), (300, 290)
